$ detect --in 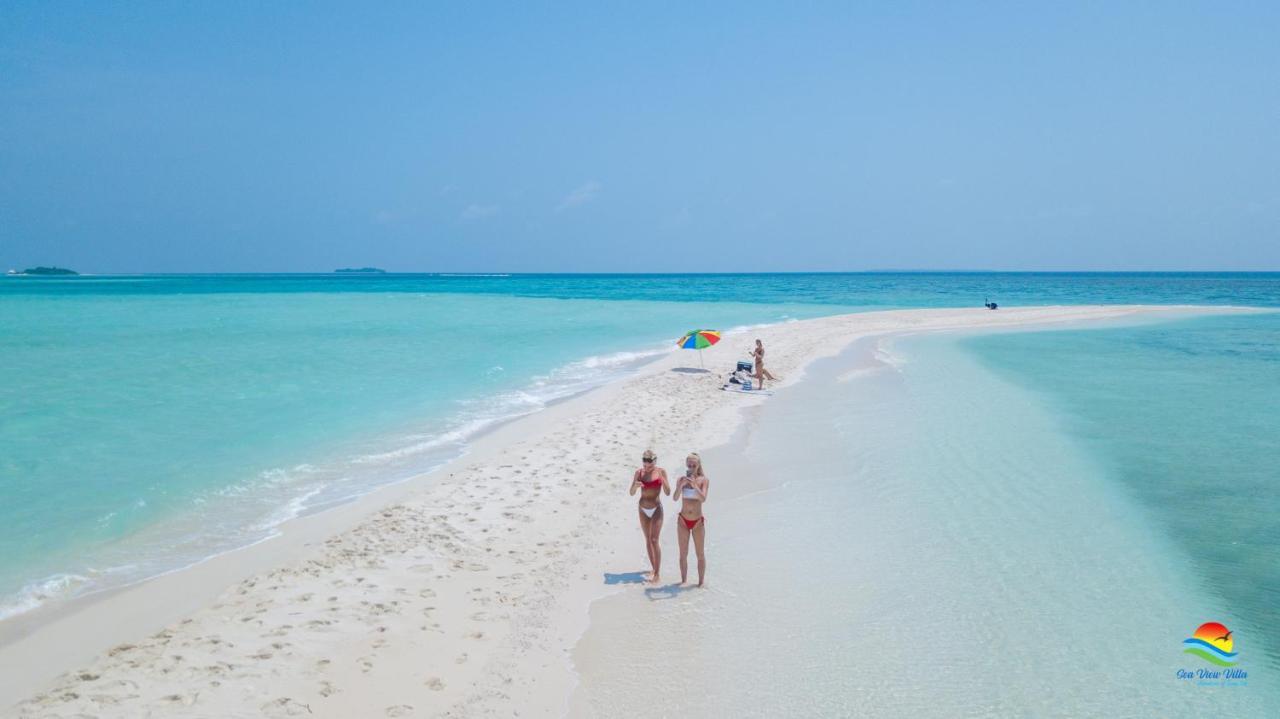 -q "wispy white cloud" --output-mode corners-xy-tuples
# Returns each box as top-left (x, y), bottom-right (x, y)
(459, 203), (500, 222)
(556, 180), (602, 212)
